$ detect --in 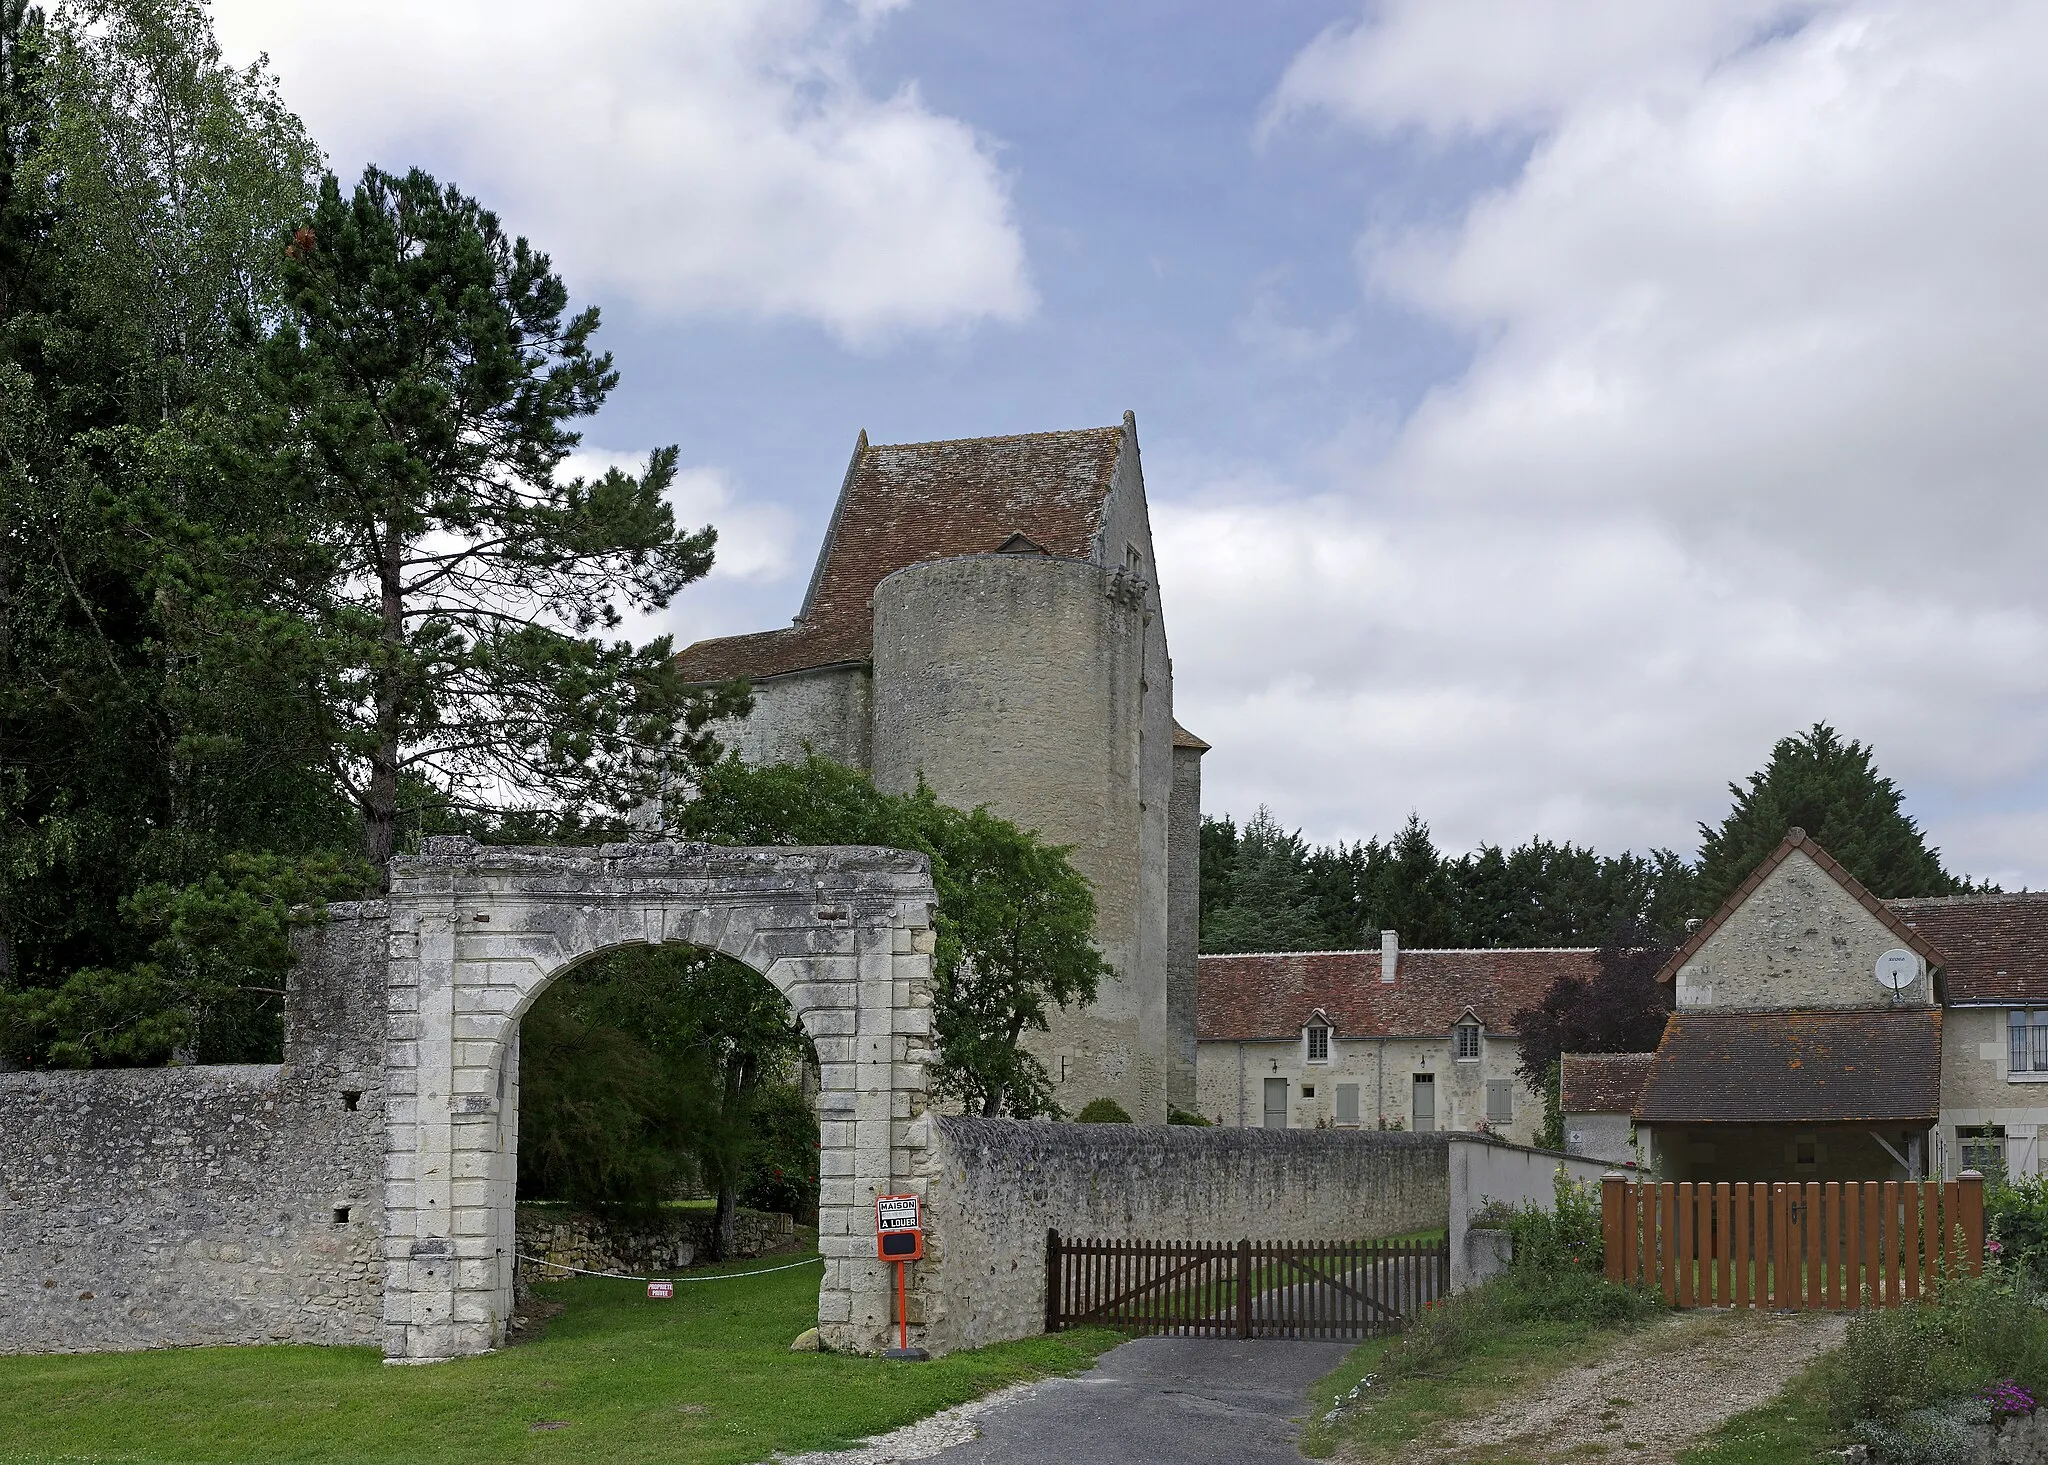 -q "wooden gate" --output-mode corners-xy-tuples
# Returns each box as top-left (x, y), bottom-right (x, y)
(1044, 1231), (1448, 1340)
(1601, 1173), (1987, 1308)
